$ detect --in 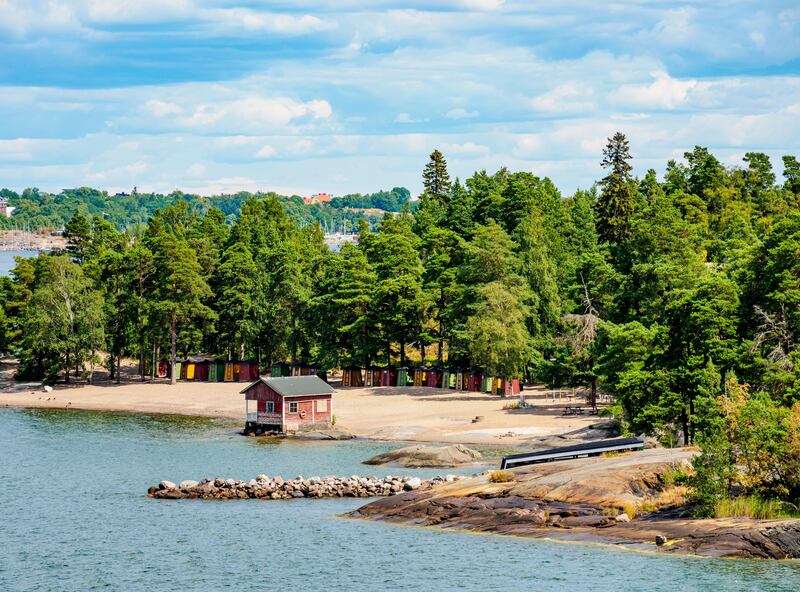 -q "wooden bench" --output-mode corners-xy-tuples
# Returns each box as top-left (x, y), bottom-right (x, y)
(500, 437), (645, 469)
(561, 406), (583, 416)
